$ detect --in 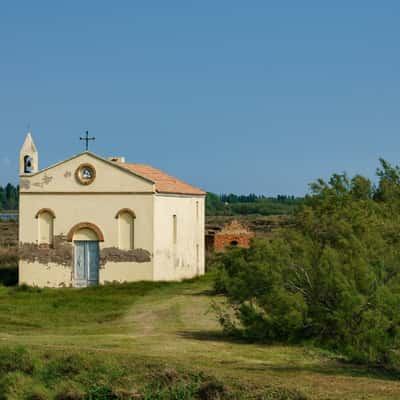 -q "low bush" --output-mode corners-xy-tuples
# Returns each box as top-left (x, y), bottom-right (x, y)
(85, 384), (118, 400)
(42, 354), (88, 381)
(53, 381), (85, 400)
(0, 246), (18, 286)
(0, 265), (18, 286)
(0, 372), (35, 400)
(0, 346), (37, 375)
(0, 246), (18, 267)
(0, 347), (308, 400)
(24, 384), (51, 400)
(141, 368), (231, 400)
(213, 160), (400, 372)
(196, 378), (229, 400)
